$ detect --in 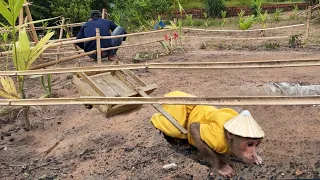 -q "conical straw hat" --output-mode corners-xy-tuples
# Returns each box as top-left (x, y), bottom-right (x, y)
(224, 110), (265, 138)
